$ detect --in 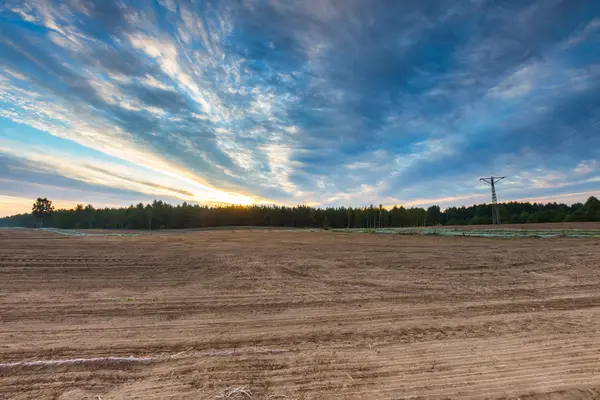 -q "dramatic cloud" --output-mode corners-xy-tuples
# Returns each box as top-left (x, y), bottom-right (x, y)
(1, 0), (599, 214)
